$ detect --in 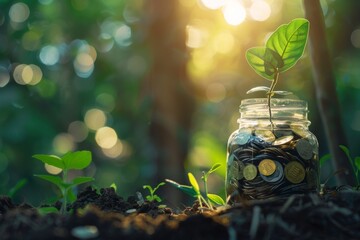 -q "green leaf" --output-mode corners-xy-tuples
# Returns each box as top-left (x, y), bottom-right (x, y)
(266, 18), (309, 72)
(33, 154), (64, 169)
(153, 195), (162, 203)
(71, 176), (94, 186)
(319, 153), (331, 167)
(246, 47), (283, 80)
(207, 193), (225, 206)
(354, 157), (360, 171)
(38, 207), (59, 215)
(208, 163), (221, 175)
(8, 179), (27, 198)
(62, 151), (92, 170)
(110, 183), (117, 192)
(143, 185), (153, 193)
(339, 145), (352, 161)
(165, 179), (198, 197)
(34, 174), (67, 190)
(154, 182), (166, 192)
(188, 172), (200, 195)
